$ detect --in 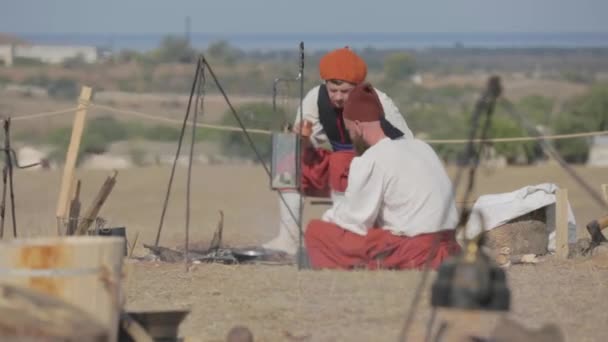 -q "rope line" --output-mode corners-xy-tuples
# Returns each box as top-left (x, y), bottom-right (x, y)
(9, 107), (79, 121)
(90, 103), (274, 135)
(424, 130), (608, 143)
(7, 103), (608, 143)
